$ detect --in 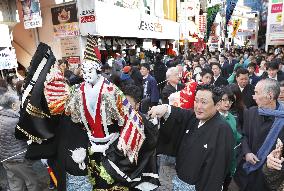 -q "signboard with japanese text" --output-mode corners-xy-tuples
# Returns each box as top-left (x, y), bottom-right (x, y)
(266, 0), (284, 46)
(0, 48), (18, 70)
(60, 36), (80, 58)
(78, 0), (97, 36)
(20, 0), (42, 29)
(64, 56), (81, 71)
(51, 3), (79, 37)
